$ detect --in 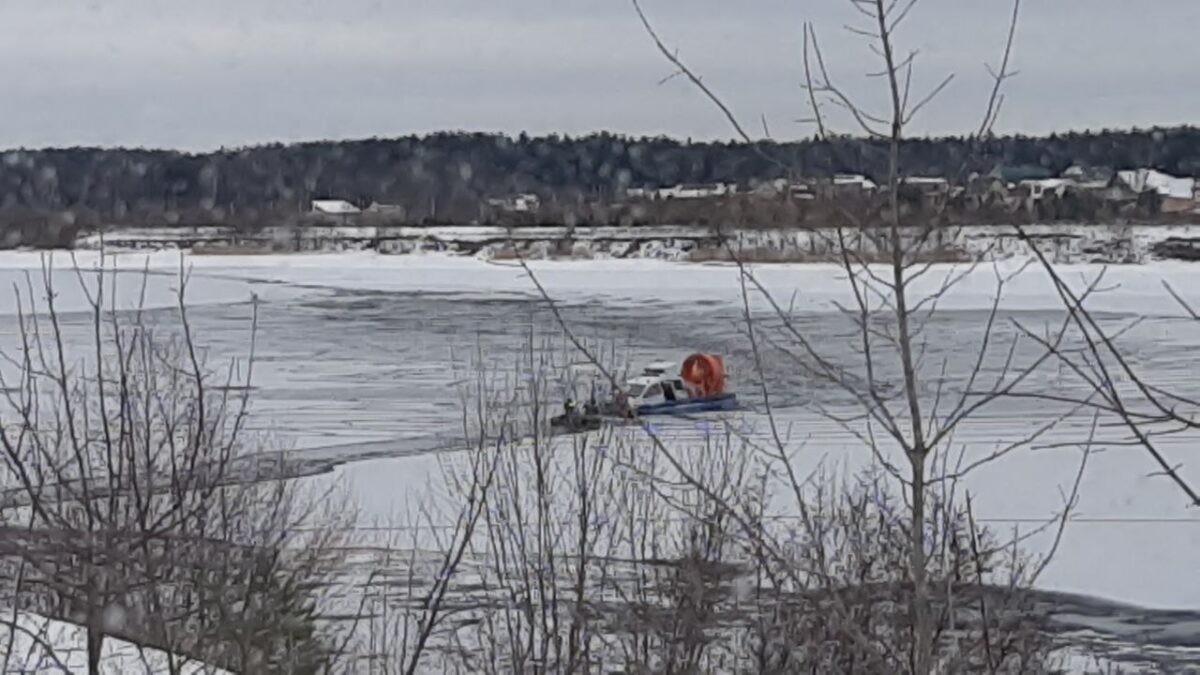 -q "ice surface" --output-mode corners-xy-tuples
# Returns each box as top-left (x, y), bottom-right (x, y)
(0, 250), (1196, 615)
(9, 248), (1200, 315)
(325, 406), (1200, 611)
(0, 251), (307, 316)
